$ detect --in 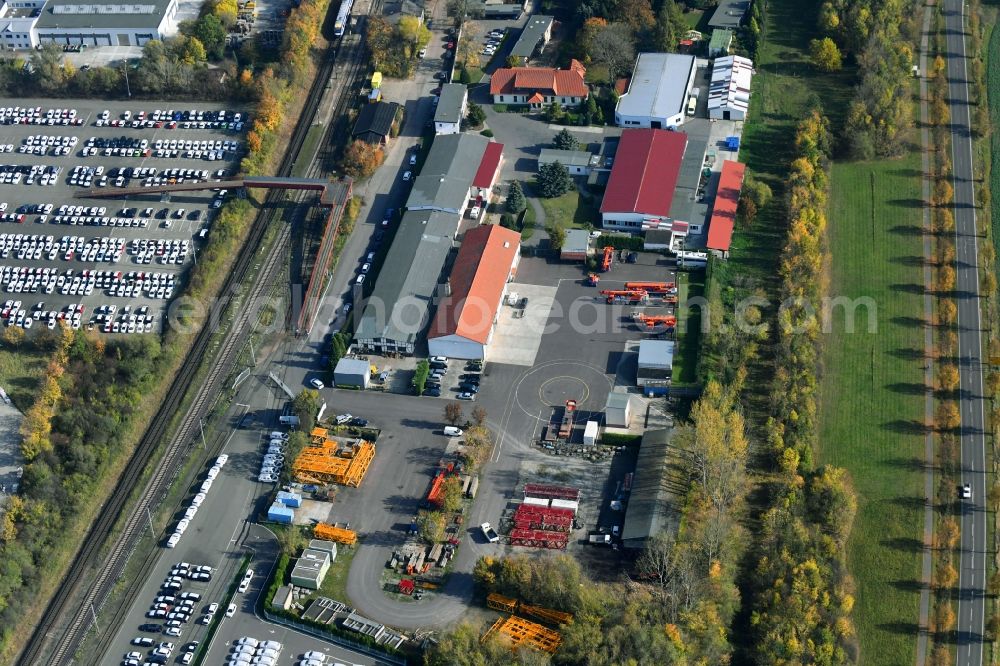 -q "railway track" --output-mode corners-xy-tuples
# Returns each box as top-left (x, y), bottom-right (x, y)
(18, 35), (343, 666)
